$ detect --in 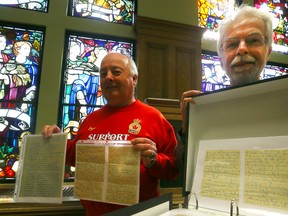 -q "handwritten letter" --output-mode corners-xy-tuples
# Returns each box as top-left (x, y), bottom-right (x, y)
(200, 150), (240, 200)
(14, 133), (67, 203)
(74, 140), (140, 206)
